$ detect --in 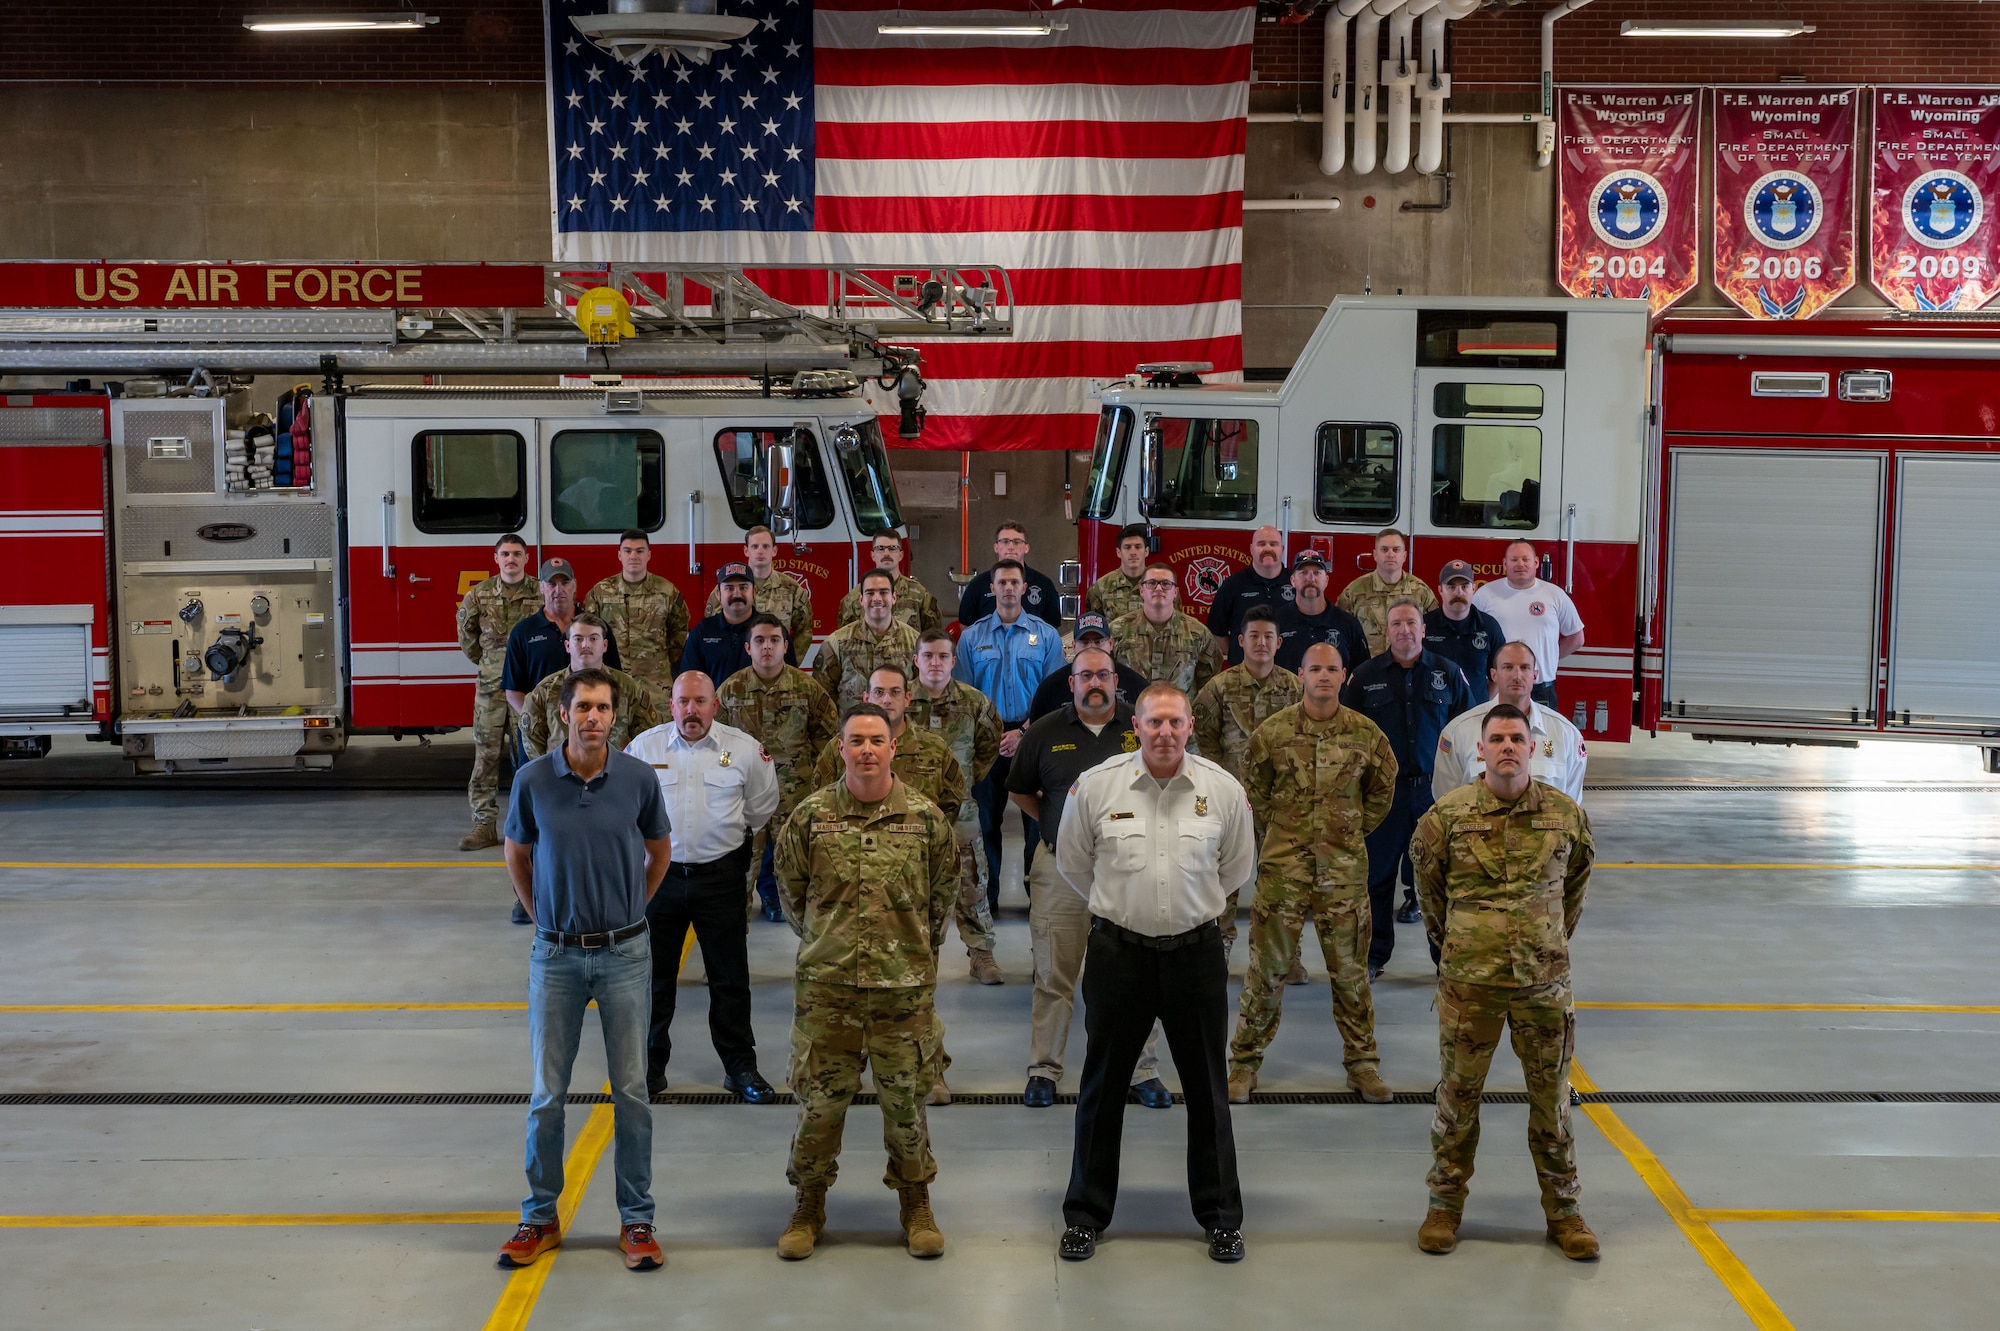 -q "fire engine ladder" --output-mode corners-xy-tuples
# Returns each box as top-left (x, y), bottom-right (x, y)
(0, 262), (1012, 378)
